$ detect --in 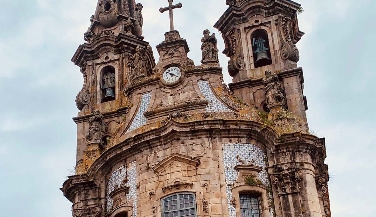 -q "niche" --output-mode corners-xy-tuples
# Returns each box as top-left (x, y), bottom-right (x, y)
(101, 66), (116, 102)
(251, 29), (272, 68)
